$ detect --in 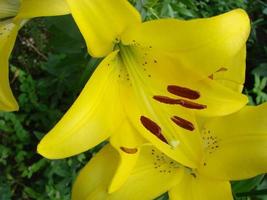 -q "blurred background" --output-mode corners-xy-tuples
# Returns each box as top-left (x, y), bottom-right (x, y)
(0, 0), (266, 199)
